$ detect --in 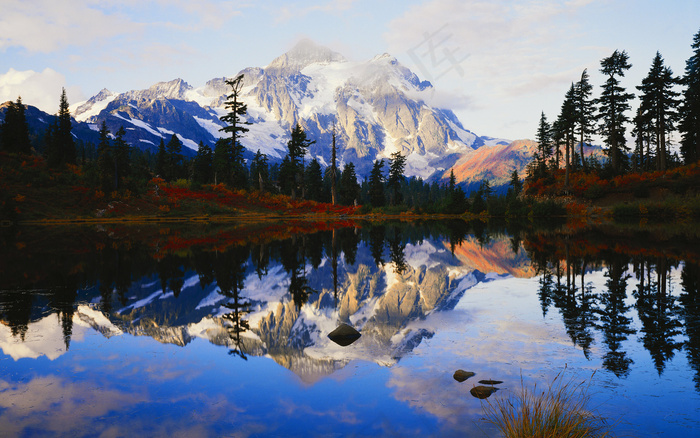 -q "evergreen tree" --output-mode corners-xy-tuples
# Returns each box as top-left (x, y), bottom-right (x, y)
(338, 162), (360, 205)
(304, 158), (323, 201)
(556, 85), (577, 186)
(330, 124), (338, 205)
(113, 126), (130, 190)
(637, 52), (680, 171)
(96, 121), (113, 191)
(213, 138), (231, 185)
(368, 159), (385, 207)
(631, 106), (655, 171)
(286, 124), (314, 199)
(534, 111), (552, 178)
(387, 151), (406, 206)
(155, 138), (167, 178)
(0, 96), (31, 154)
(45, 88), (76, 167)
(219, 74), (251, 188)
(165, 133), (183, 182)
(509, 169), (522, 197)
(193, 141), (213, 185)
(597, 50), (634, 174)
(278, 156), (295, 196)
(575, 69), (595, 172)
(249, 150), (269, 192)
(680, 28), (700, 164)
